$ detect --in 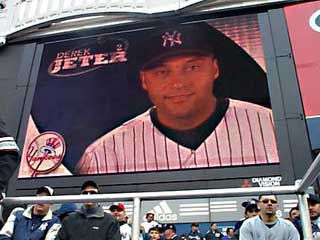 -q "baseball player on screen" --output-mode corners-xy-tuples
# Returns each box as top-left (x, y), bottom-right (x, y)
(76, 22), (279, 174)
